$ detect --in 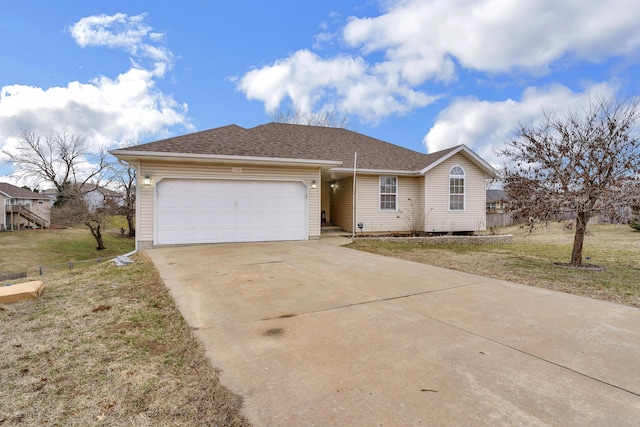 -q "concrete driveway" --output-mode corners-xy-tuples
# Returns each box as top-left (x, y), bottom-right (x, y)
(147, 235), (640, 426)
